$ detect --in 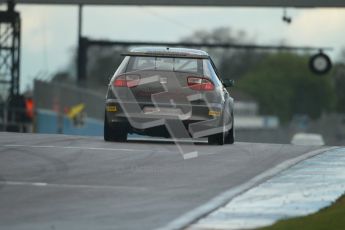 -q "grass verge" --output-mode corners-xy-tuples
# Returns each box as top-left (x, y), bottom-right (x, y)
(258, 194), (345, 230)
